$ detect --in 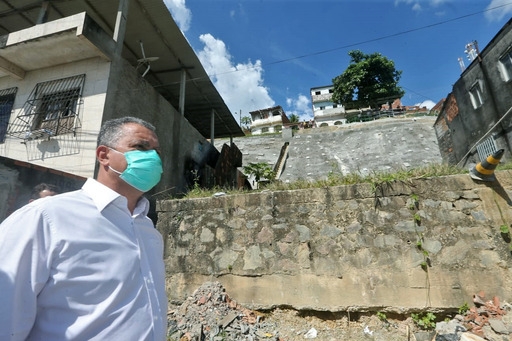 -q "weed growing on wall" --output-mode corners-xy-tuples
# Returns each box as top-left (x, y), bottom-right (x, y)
(493, 192), (512, 245)
(458, 302), (469, 315)
(178, 163), (469, 199)
(411, 312), (436, 330)
(409, 193), (433, 309)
